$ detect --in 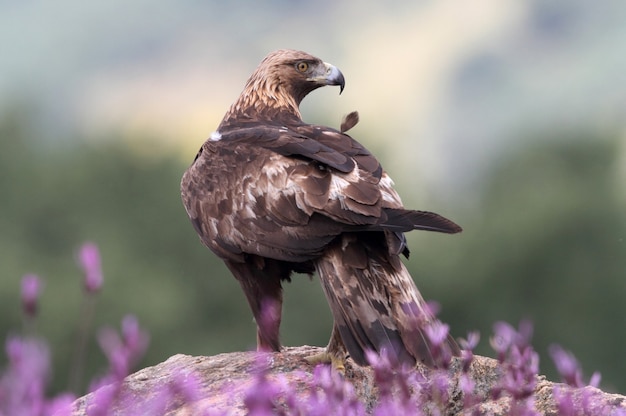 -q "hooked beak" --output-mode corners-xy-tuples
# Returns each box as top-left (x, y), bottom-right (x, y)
(309, 62), (345, 94)
(324, 62), (345, 94)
